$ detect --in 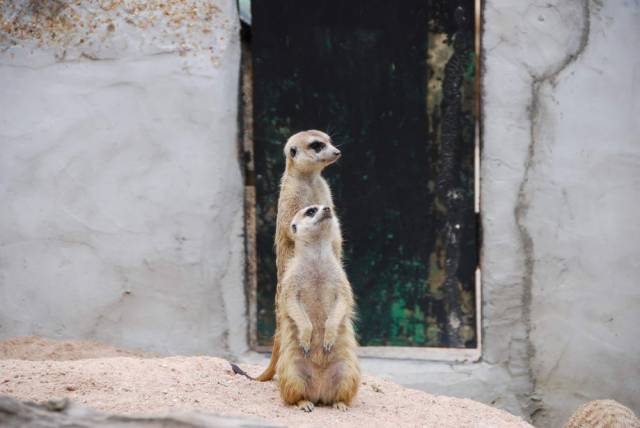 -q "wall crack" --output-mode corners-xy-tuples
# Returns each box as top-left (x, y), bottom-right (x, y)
(514, 0), (591, 420)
